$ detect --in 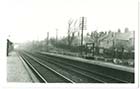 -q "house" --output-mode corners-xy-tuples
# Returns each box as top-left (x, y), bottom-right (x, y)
(99, 28), (135, 50)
